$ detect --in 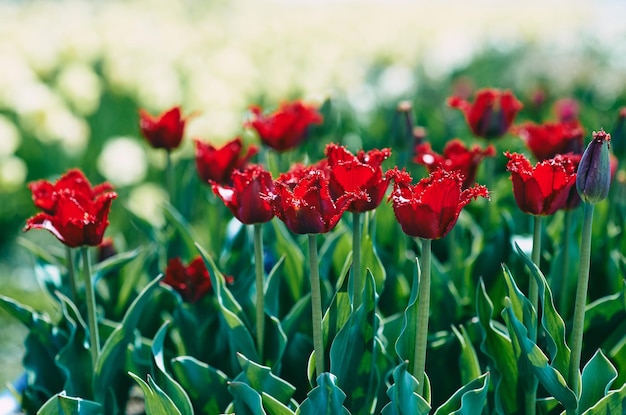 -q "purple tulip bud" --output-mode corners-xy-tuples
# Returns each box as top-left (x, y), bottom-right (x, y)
(576, 130), (611, 204)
